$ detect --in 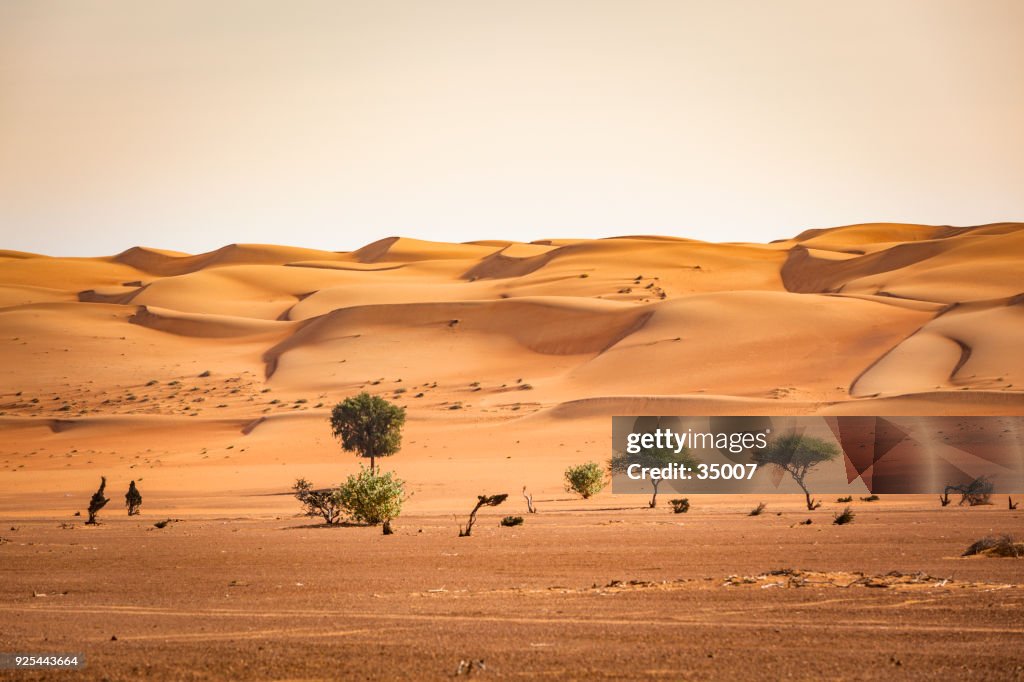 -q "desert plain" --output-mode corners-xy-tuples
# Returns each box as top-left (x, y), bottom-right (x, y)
(1, 222), (1023, 680)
